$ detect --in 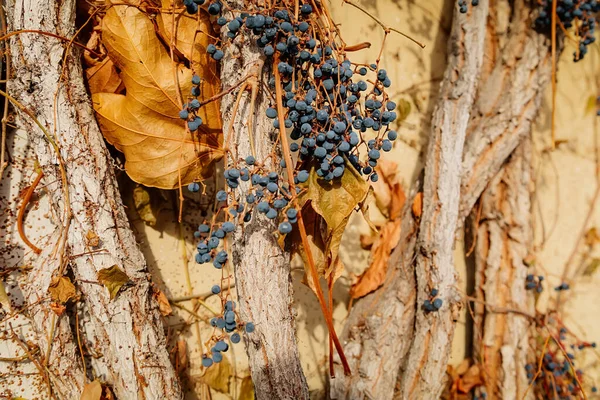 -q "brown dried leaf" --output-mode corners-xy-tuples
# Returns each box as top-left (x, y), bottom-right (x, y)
(97, 265), (130, 300)
(86, 230), (100, 247)
(155, 288), (173, 316)
(48, 276), (78, 304)
(0, 279), (11, 312)
(412, 192), (423, 218)
(585, 227), (600, 247)
(202, 354), (231, 393)
(238, 375), (255, 400)
(292, 164), (370, 291)
(456, 364), (482, 393)
(49, 302), (66, 316)
(170, 339), (188, 375)
(80, 380), (102, 400)
(584, 258), (600, 276)
(93, 5), (223, 189)
(397, 98), (412, 122)
(86, 58), (123, 95)
(133, 185), (158, 226)
(350, 220), (401, 299)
